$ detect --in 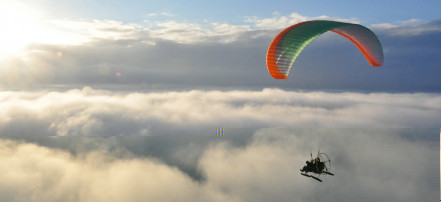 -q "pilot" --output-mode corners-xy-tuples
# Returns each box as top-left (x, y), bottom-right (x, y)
(307, 160), (313, 168)
(302, 160), (314, 172)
